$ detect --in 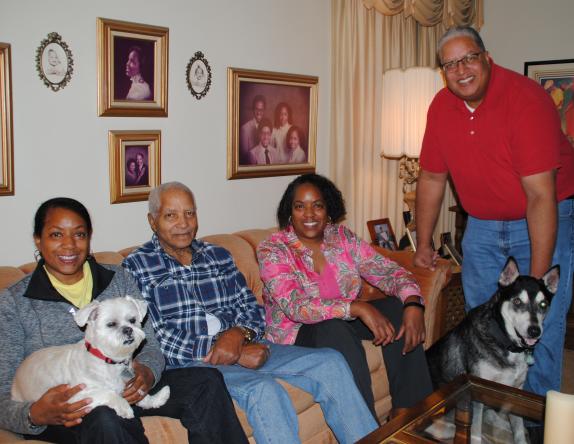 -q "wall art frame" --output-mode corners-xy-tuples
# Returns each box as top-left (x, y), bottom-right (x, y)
(227, 67), (318, 180)
(524, 58), (574, 144)
(0, 43), (14, 196)
(36, 32), (74, 92)
(97, 18), (168, 117)
(186, 51), (211, 100)
(109, 130), (161, 203)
